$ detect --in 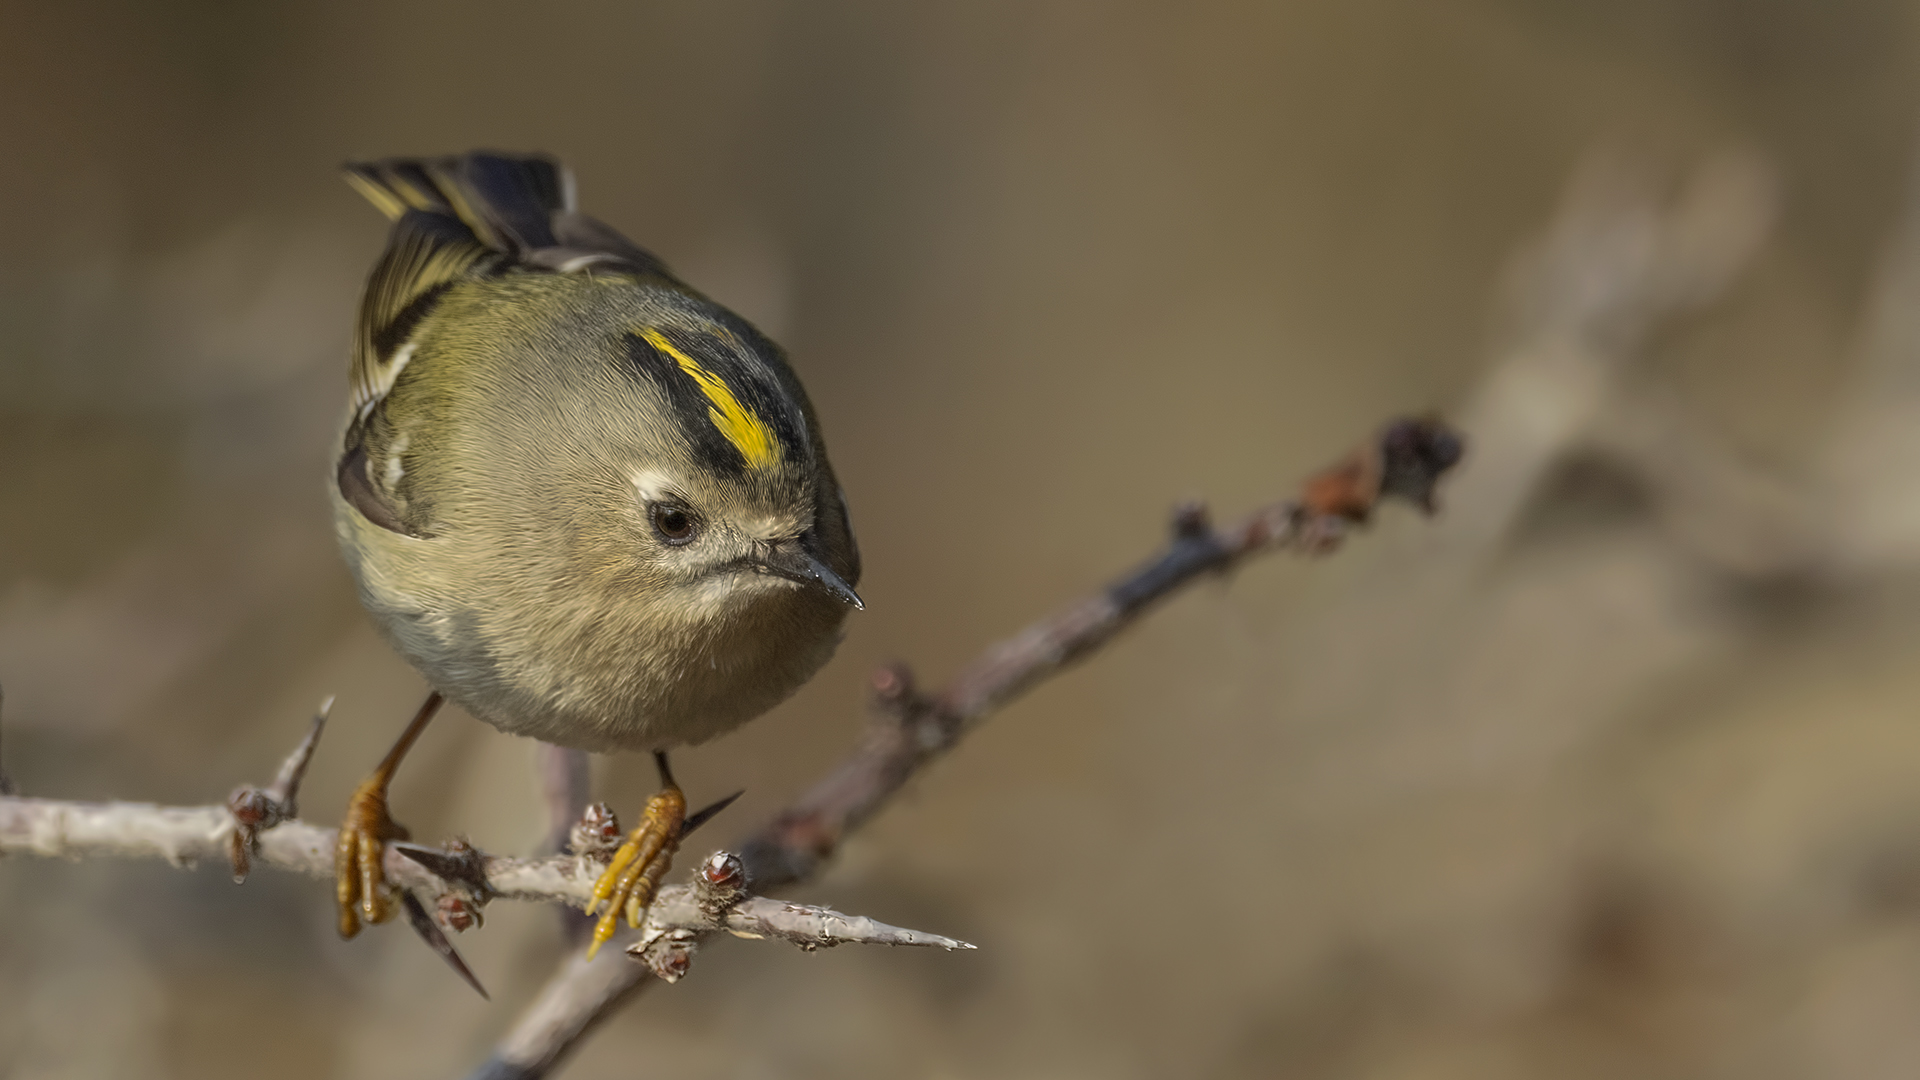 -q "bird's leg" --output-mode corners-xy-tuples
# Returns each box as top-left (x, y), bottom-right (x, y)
(583, 751), (687, 959)
(335, 691), (443, 938)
